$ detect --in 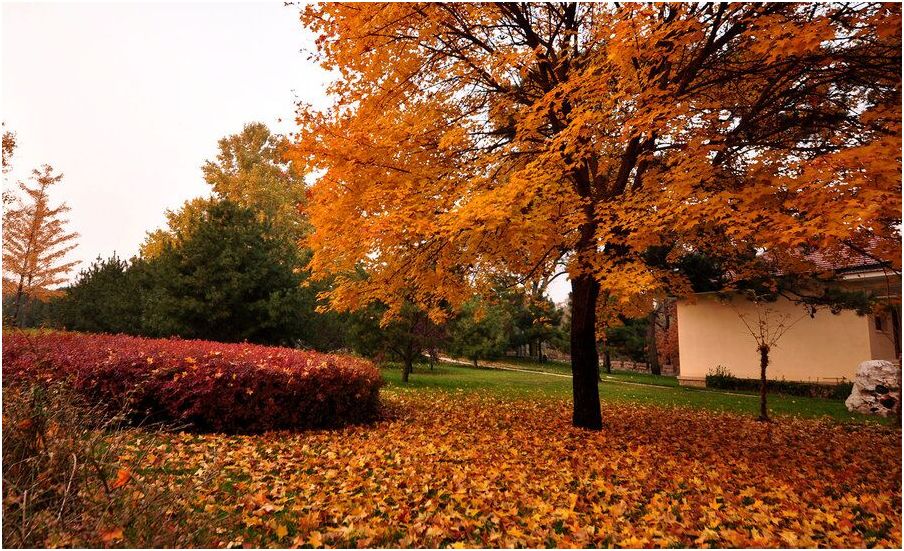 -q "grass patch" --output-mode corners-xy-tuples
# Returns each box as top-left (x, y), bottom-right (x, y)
(600, 370), (680, 387)
(382, 363), (569, 398)
(382, 362), (889, 424)
(490, 356), (572, 374)
(455, 355), (681, 387)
